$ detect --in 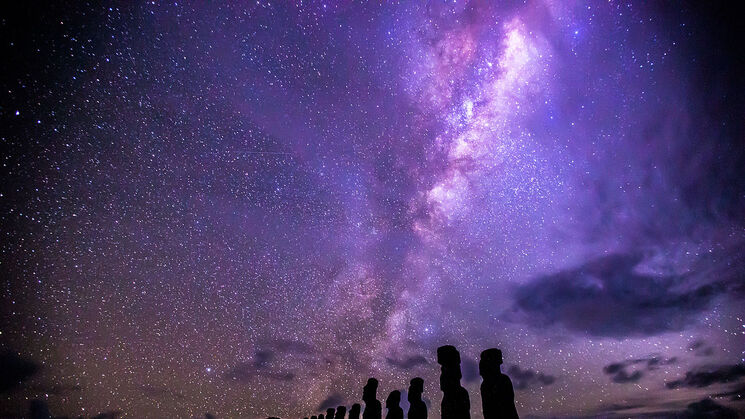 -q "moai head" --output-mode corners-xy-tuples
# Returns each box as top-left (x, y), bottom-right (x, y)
(349, 403), (361, 418)
(335, 405), (347, 419)
(479, 348), (503, 379)
(363, 377), (379, 403)
(437, 345), (461, 366)
(408, 377), (424, 401)
(437, 345), (463, 391)
(386, 390), (401, 409)
(326, 407), (336, 419)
